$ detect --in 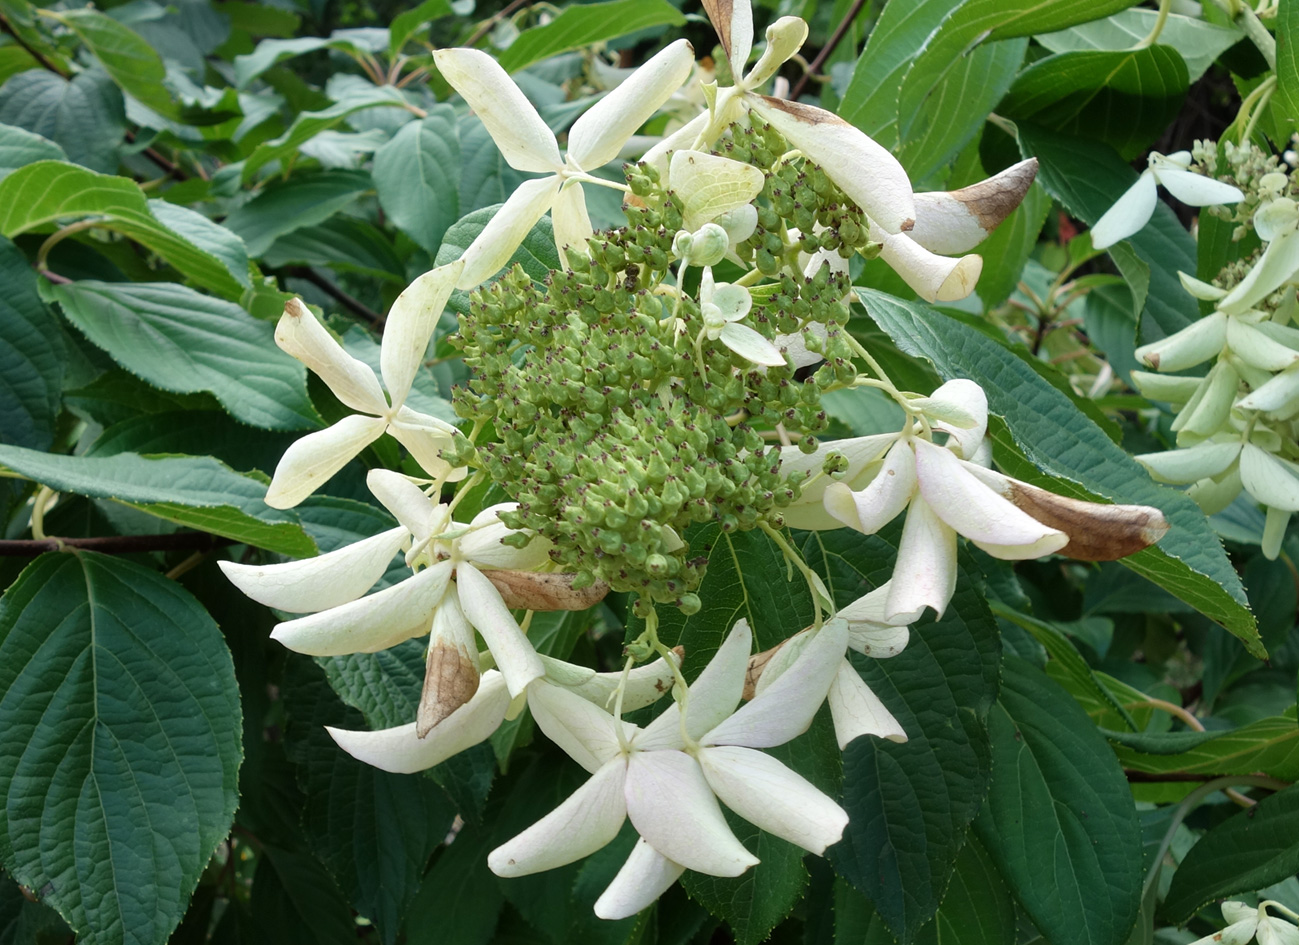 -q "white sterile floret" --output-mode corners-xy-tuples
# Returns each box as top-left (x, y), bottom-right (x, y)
(266, 262), (466, 509)
(699, 267), (786, 367)
(1090, 151), (1244, 250)
(433, 40), (694, 287)
(488, 619), (849, 920)
(1186, 901), (1299, 945)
